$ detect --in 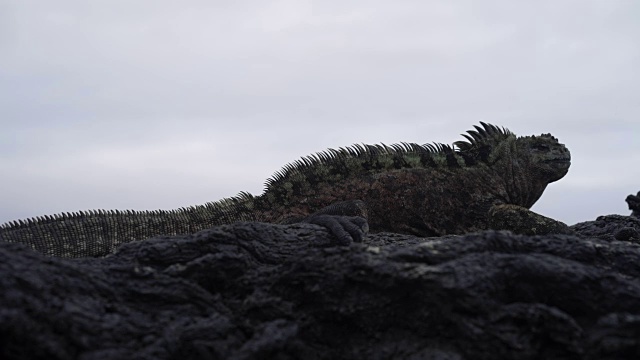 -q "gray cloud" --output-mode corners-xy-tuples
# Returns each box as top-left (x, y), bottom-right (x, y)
(1, 0), (639, 226)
